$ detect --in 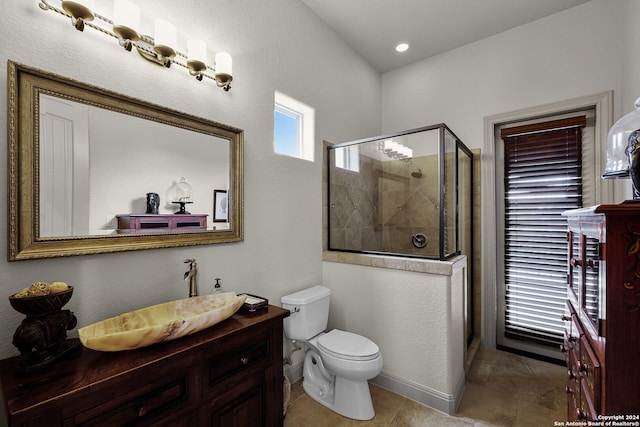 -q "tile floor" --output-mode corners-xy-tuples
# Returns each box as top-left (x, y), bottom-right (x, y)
(284, 347), (567, 427)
